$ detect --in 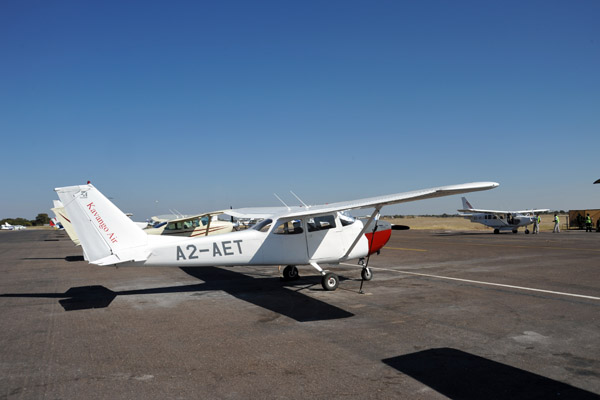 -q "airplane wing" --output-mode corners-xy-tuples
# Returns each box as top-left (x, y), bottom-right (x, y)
(513, 209), (550, 214)
(457, 208), (550, 214)
(457, 207), (512, 214)
(229, 182), (499, 220)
